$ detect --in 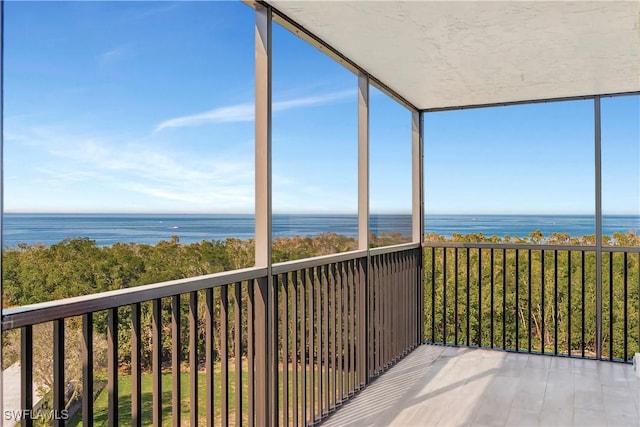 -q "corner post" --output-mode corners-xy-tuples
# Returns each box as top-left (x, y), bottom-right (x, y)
(412, 110), (423, 245)
(413, 110), (424, 345)
(594, 96), (602, 360)
(357, 73), (369, 386)
(255, 3), (273, 425)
